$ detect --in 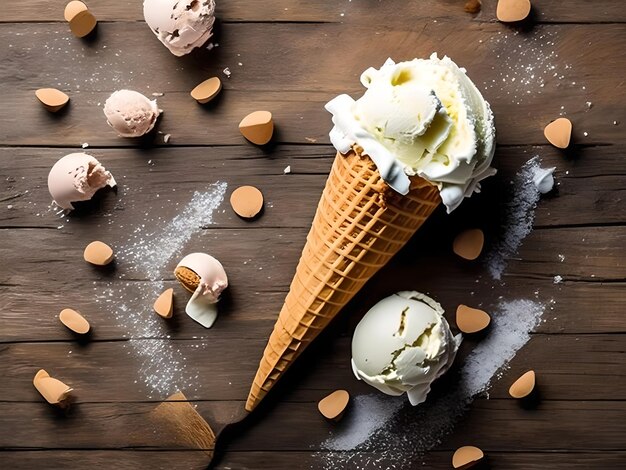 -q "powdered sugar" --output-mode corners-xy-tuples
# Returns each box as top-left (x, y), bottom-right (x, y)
(484, 157), (543, 280)
(94, 182), (227, 398)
